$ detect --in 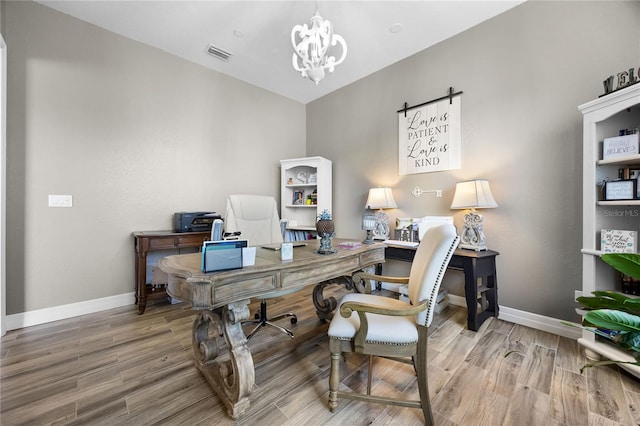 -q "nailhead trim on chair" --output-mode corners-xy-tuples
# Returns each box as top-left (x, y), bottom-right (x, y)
(420, 235), (459, 327)
(329, 336), (417, 346)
